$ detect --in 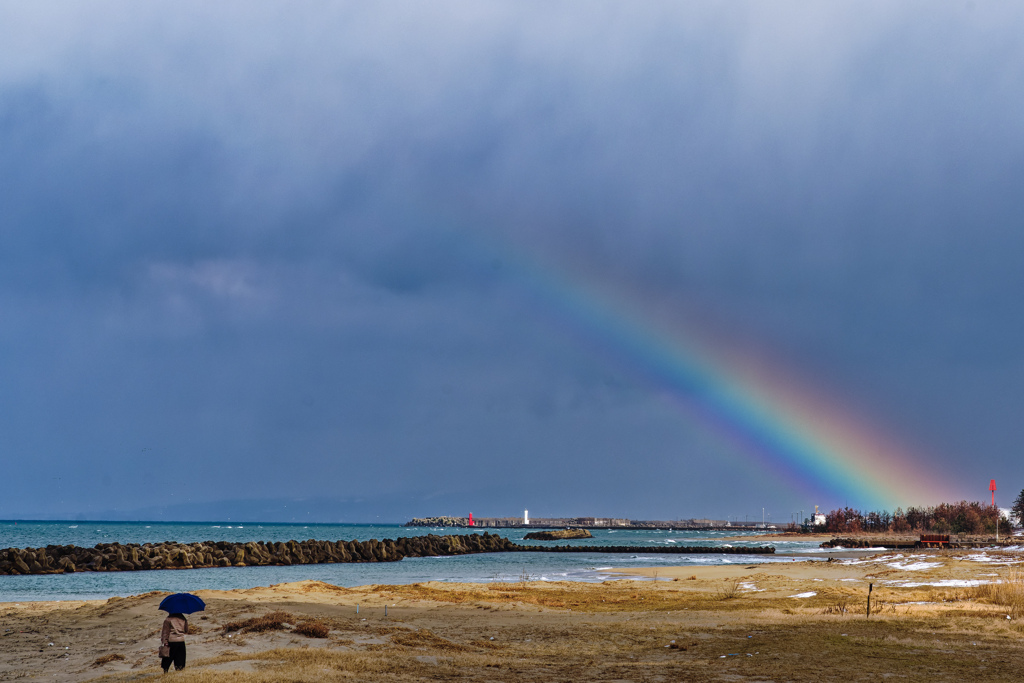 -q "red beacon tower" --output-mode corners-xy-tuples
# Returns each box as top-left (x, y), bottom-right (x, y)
(468, 512), (474, 527)
(990, 479), (997, 507)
